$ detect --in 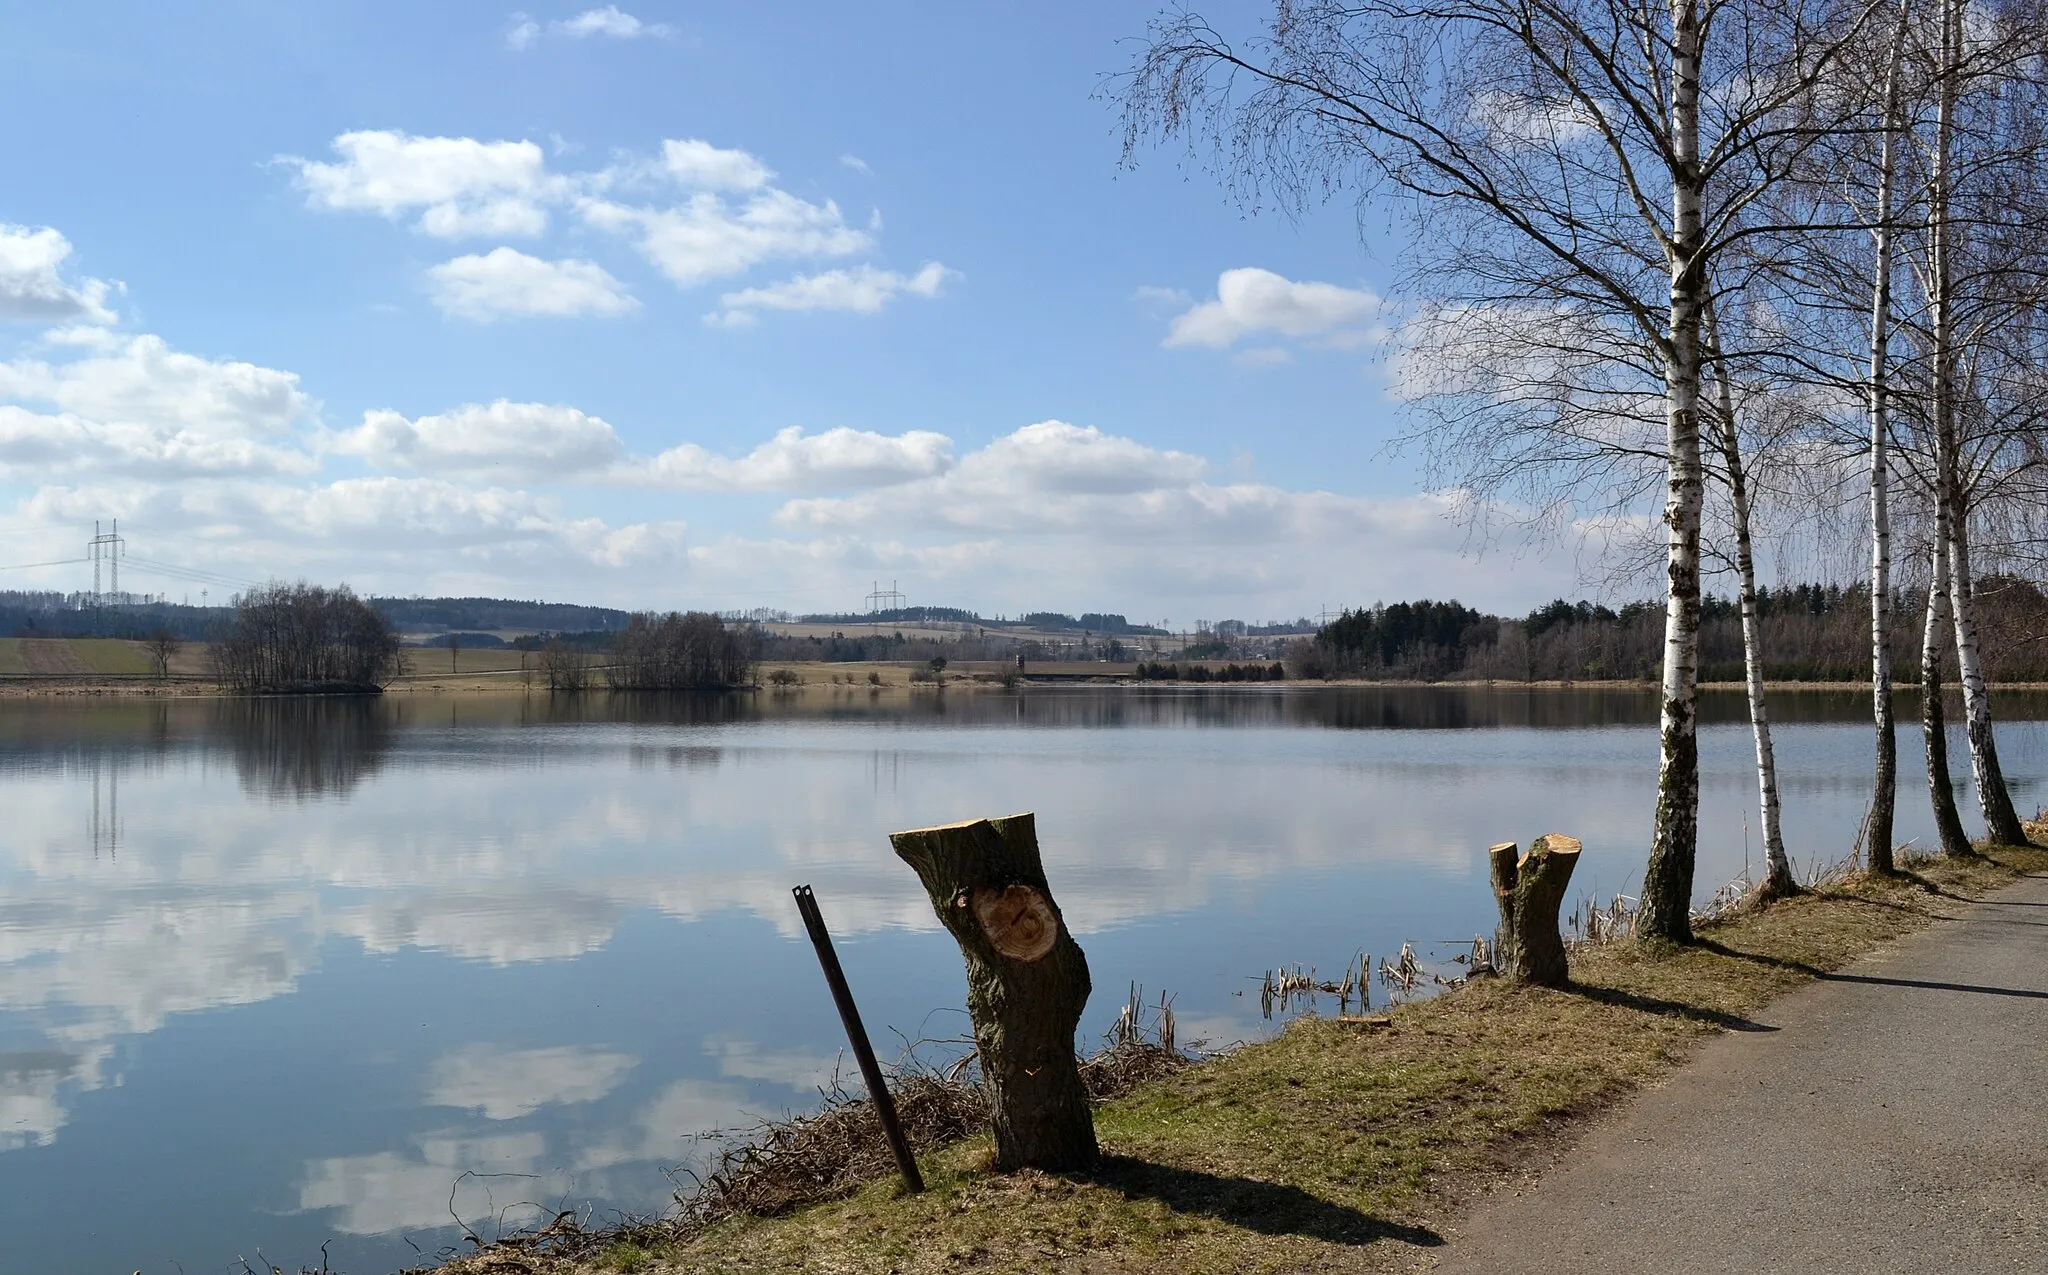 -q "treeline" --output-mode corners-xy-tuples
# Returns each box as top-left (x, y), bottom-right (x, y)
(758, 629), (1017, 665)
(536, 611), (758, 691)
(607, 612), (756, 689)
(1018, 612), (1167, 636)
(0, 591), (229, 641)
(1302, 580), (2048, 683)
(793, 606), (1168, 636)
(1134, 661), (1289, 682)
(370, 596), (631, 632)
(210, 583), (402, 693)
